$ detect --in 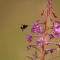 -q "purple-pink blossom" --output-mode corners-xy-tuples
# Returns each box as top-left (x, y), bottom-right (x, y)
(31, 23), (39, 33)
(53, 22), (60, 35)
(54, 27), (60, 33)
(31, 28), (36, 33)
(49, 49), (54, 54)
(54, 22), (59, 28)
(36, 40), (41, 45)
(32, 23), (38, 28)
(45, 41), (49, 45)
(39, 27), (43, 33)
(26, 35), (33, 42)
(26, 45), (32, 50)
(36, 37), (43, 45)
(36, 37), (47, 45)
(57, 33), (60, 37)
(49, 33), (55, 40)
(56, 42), (60, 48)
(31, 25), (43, 34)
